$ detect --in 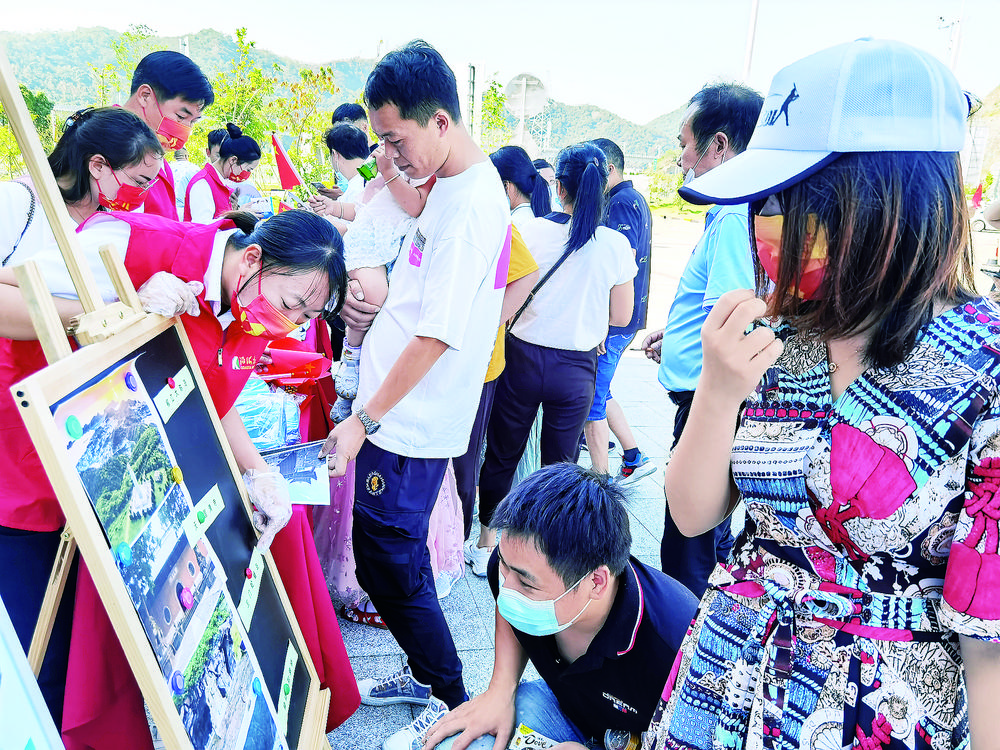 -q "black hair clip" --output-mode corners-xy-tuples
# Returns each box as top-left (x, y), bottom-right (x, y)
(63, 107), (95, 131)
